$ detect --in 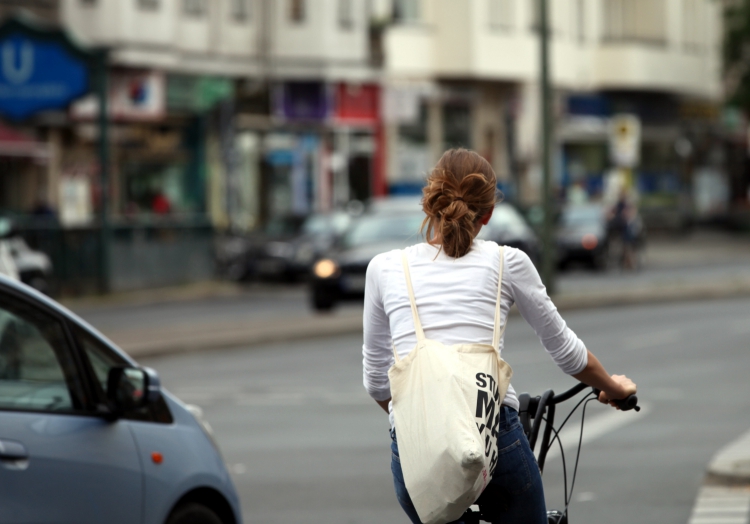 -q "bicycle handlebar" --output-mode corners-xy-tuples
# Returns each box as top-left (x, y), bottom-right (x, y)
(521, 383), (641, 473)
(592, 388), (640, 412)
